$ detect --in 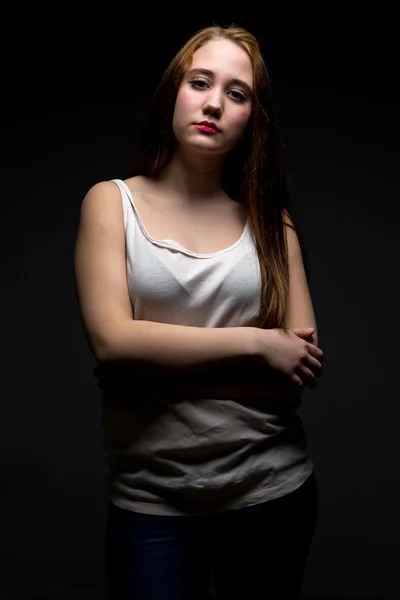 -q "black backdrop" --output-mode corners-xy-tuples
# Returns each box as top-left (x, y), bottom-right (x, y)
(1, 13), (399, 599)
